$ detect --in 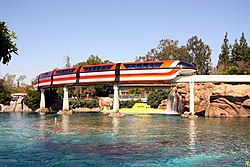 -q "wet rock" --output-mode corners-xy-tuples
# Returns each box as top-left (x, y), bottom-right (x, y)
(57, 110), (73, 115)
(181, 112), (198, 119)
(158, 99), (168, 109)
(108, 112), (125, 117)
(99, 97), (113, 110)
